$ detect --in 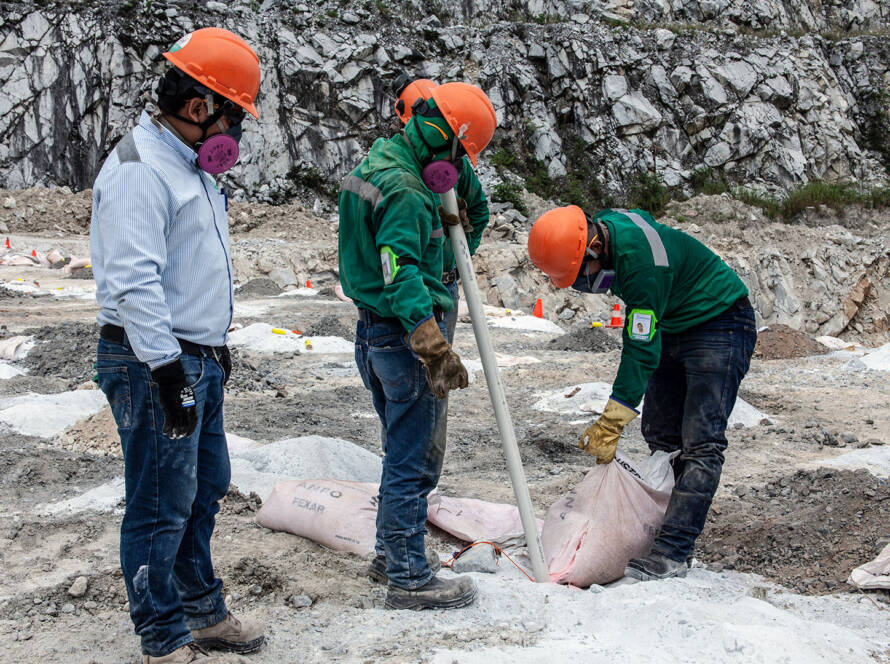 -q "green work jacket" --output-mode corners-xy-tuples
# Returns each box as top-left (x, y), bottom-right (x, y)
(597, 208), (749, 408)
(337, 134), (453, 332)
